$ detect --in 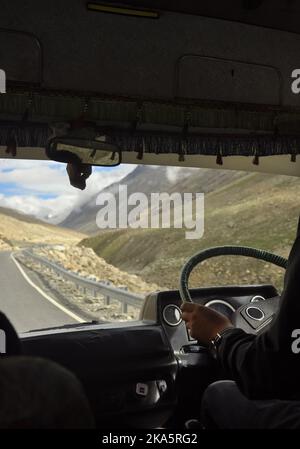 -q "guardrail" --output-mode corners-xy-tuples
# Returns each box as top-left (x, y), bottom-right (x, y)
(17, 249), (145, 314)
